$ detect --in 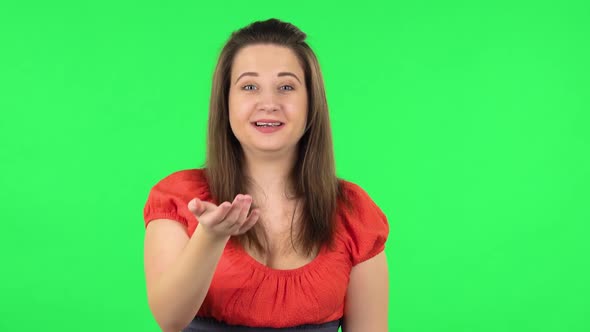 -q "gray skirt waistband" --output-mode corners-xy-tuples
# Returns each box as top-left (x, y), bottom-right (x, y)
(182, 316), (342, 332)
